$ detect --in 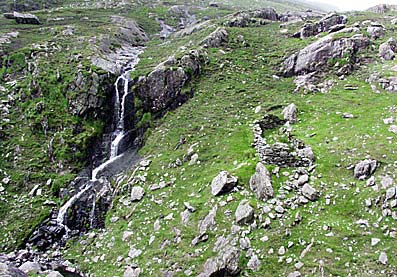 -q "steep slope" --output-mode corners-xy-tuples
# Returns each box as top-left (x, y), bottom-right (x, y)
(0, 1), (397, 277)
